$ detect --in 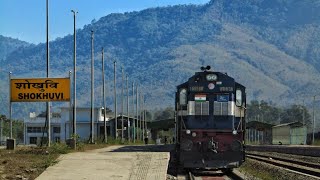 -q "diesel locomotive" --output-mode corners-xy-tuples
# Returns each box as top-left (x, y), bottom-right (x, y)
(175, 66), (246, 171)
